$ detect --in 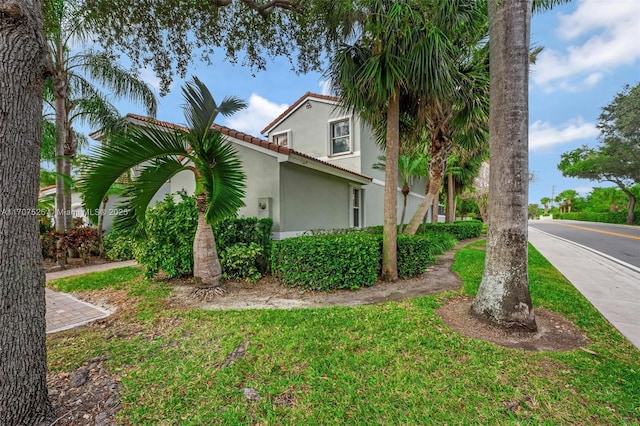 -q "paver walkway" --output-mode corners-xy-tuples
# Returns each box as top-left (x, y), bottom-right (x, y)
(46, 260), (137, 334)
